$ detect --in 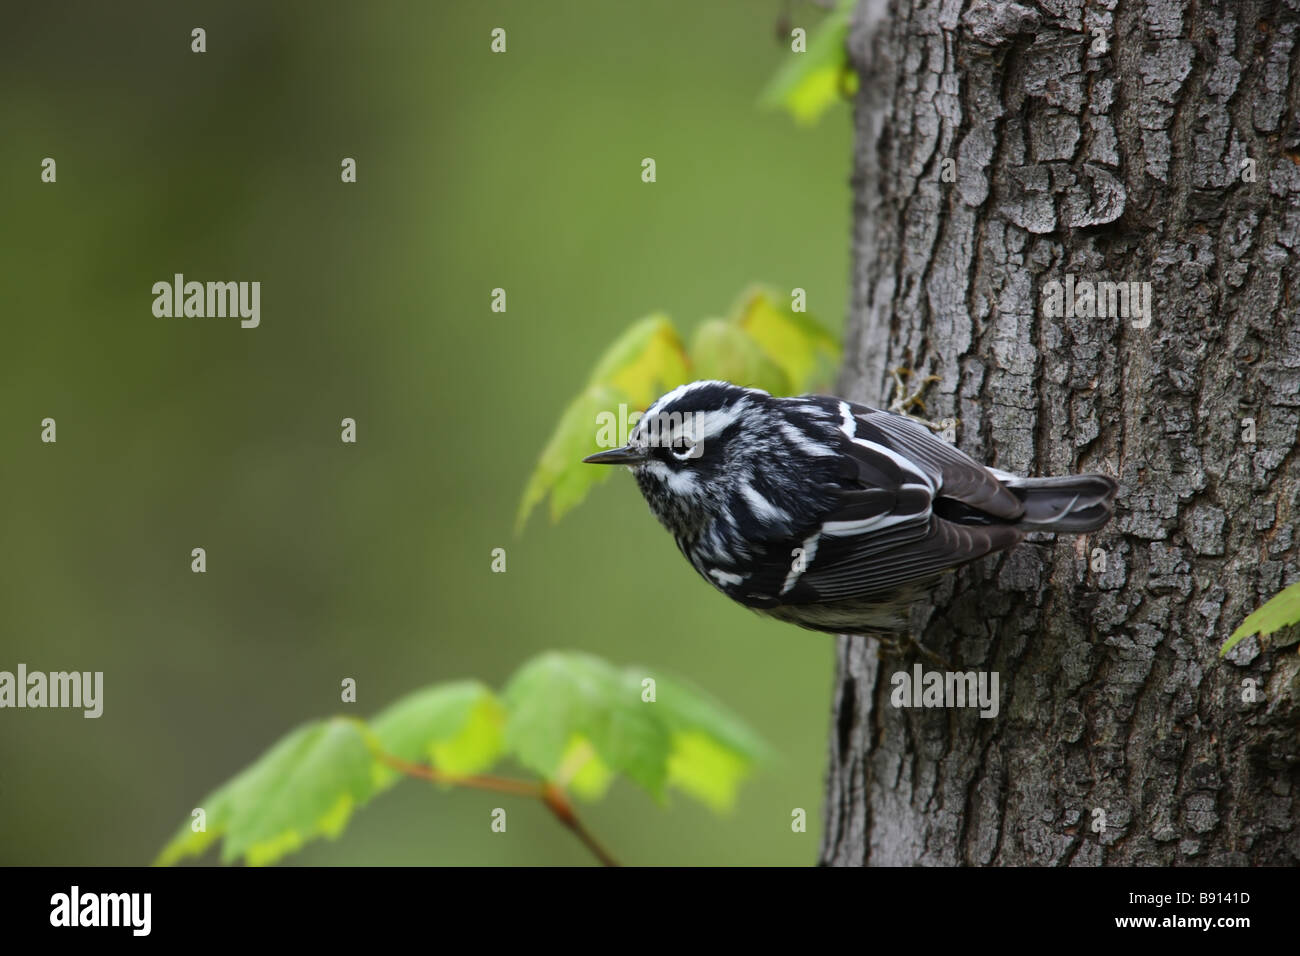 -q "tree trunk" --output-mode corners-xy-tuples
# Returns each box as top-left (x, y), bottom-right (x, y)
(821, 0), (1300, 866)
